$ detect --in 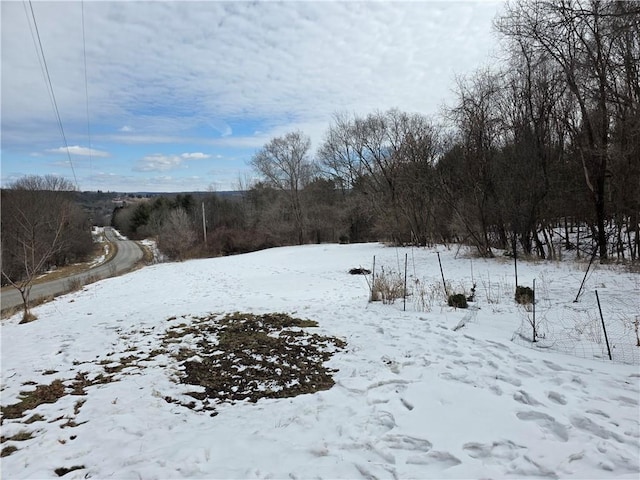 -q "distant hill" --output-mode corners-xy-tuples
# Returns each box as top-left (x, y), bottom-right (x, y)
(75, 190), (245, 226)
